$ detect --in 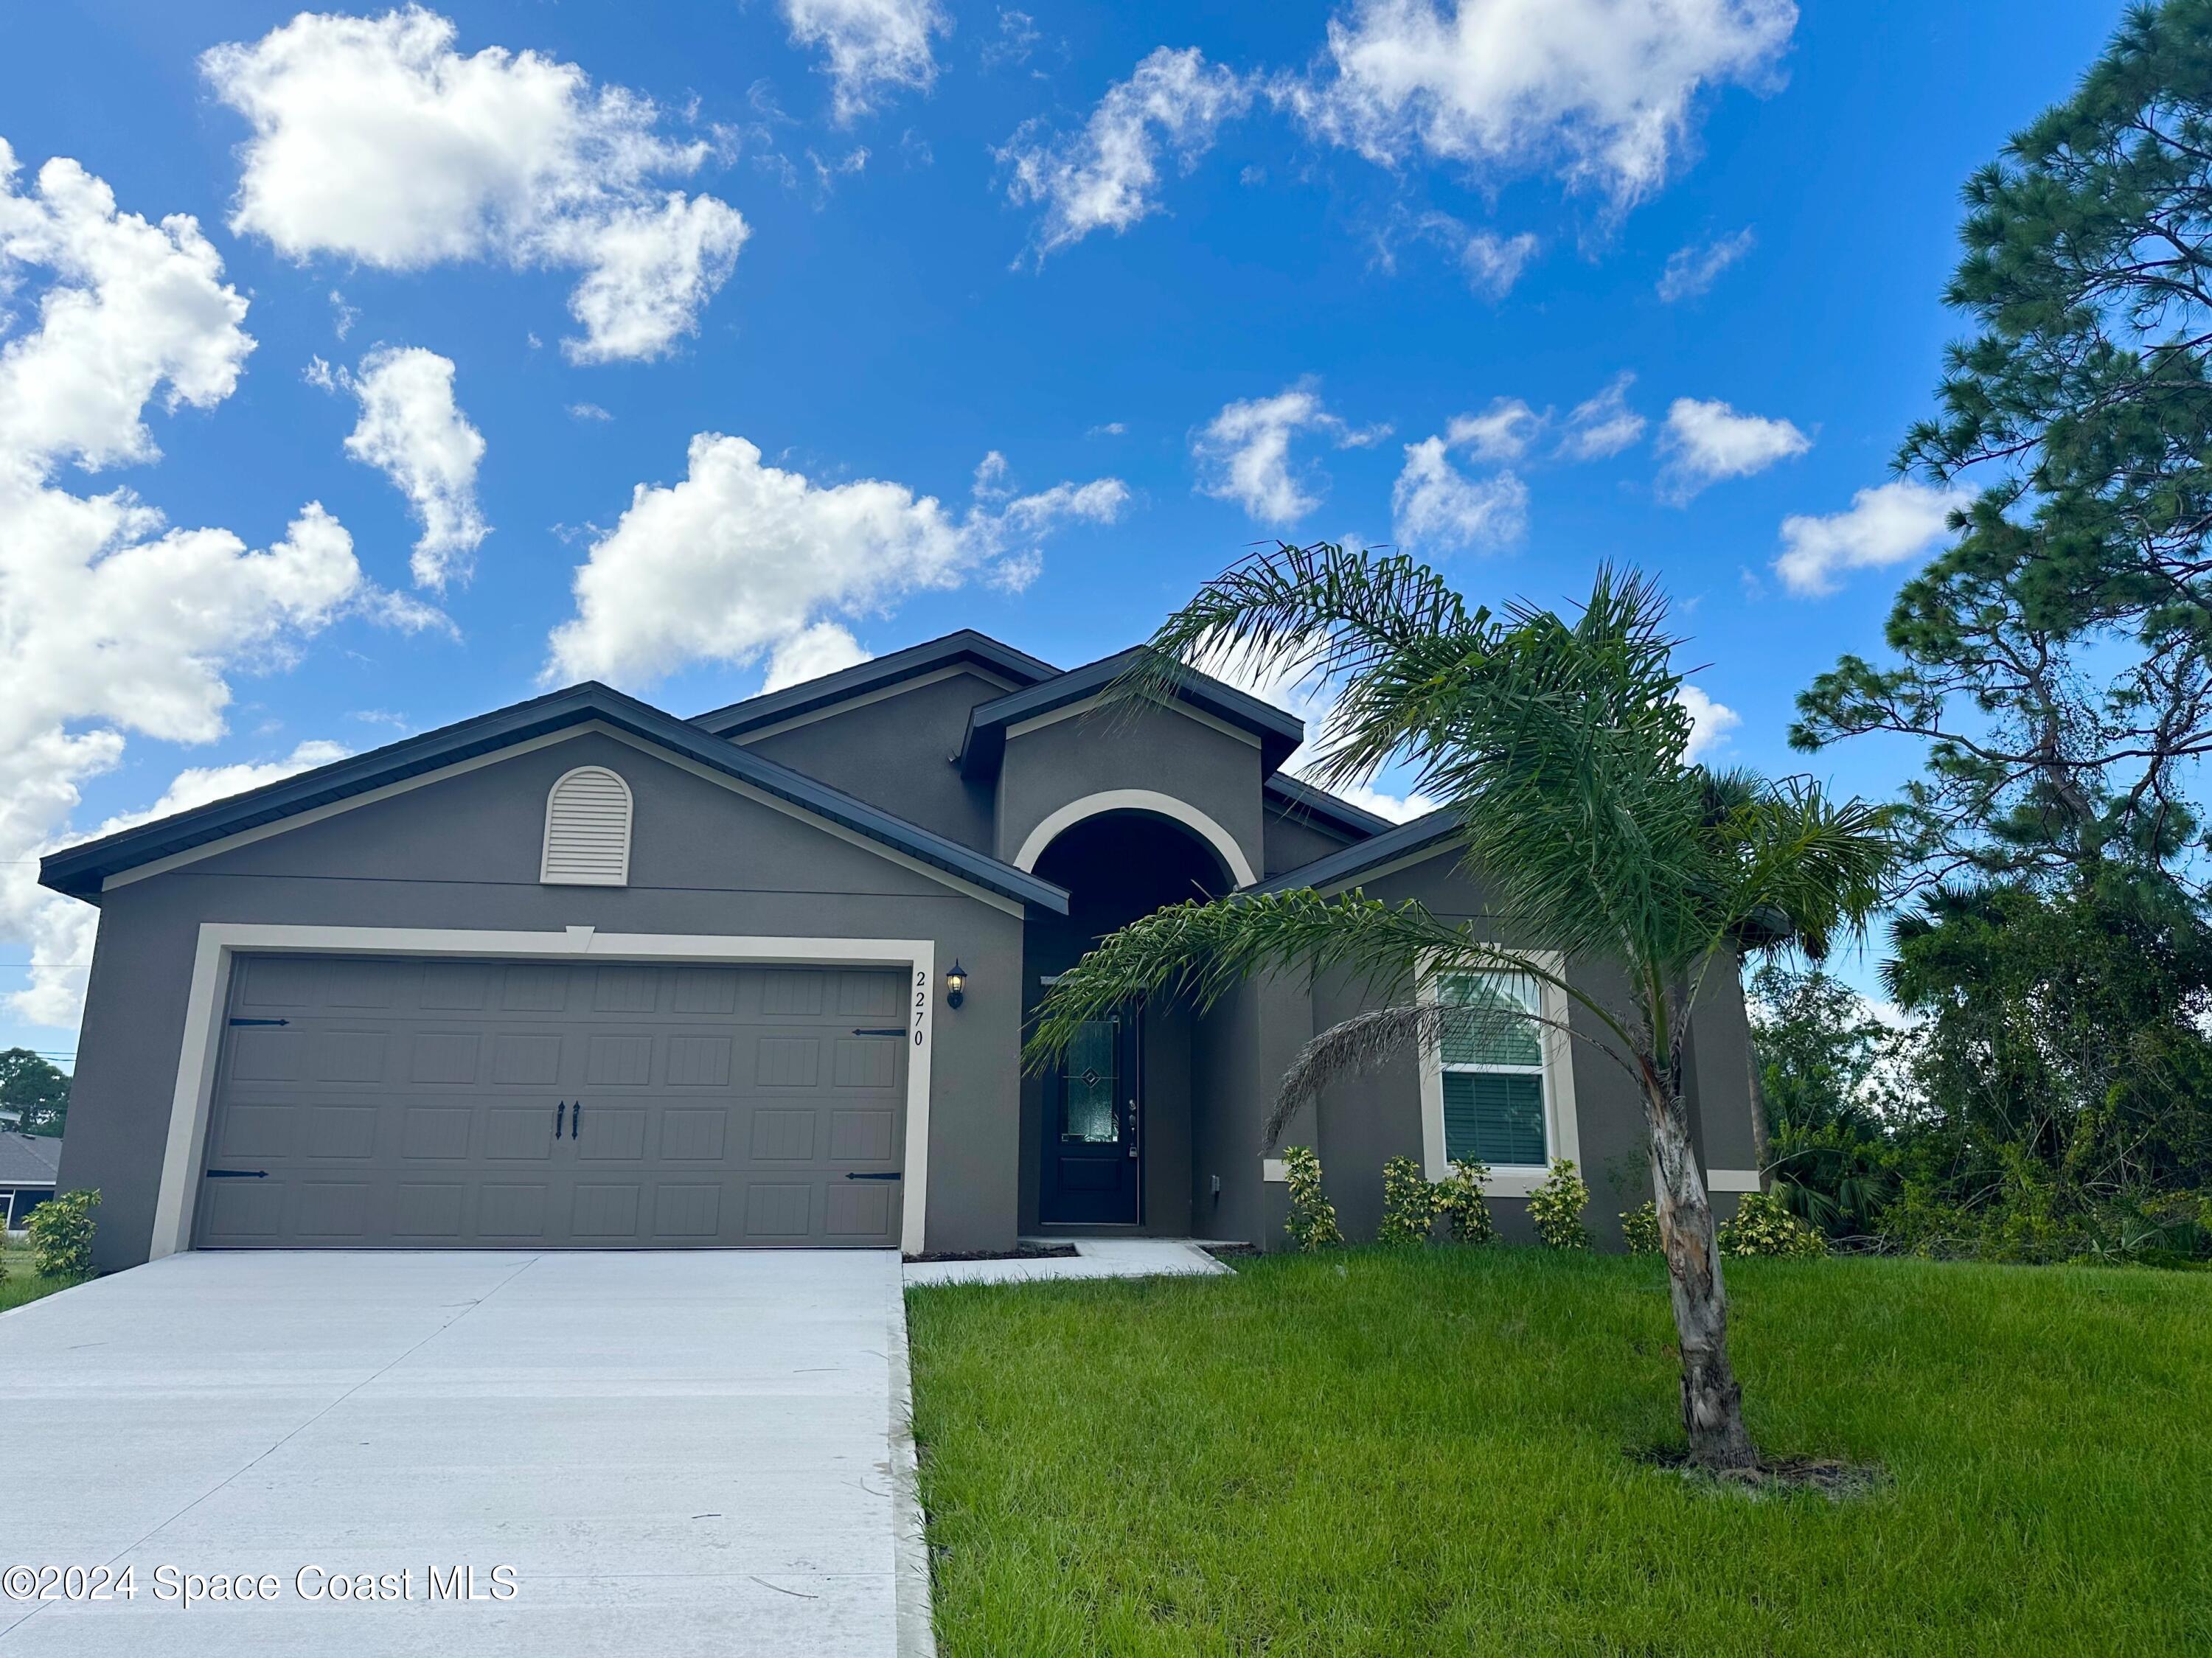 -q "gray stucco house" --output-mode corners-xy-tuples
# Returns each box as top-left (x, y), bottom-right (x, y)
(40, 630), (1763, 1273)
